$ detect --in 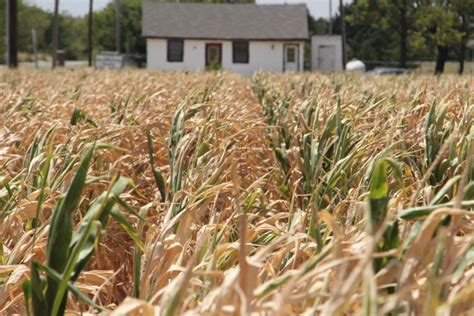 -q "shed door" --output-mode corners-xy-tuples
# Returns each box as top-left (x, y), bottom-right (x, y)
(206, 43), (222, 69)
(318, 45), (336, 72)
(284, 44), (299, 72)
